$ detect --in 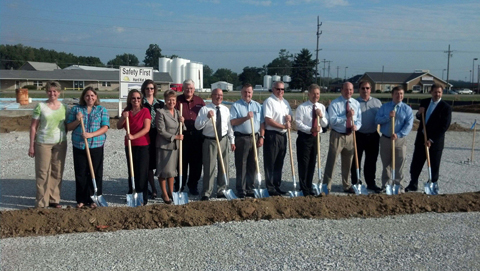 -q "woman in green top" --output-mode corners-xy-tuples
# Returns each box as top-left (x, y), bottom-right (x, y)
(28, 81), (68, 208)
